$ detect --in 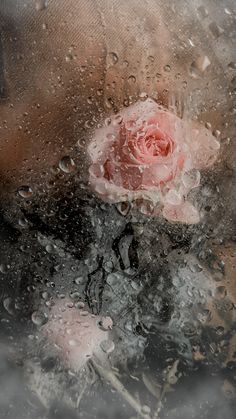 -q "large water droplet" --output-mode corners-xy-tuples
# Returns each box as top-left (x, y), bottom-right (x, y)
(128, 75), (136, 84)
(31, 310), (48, 326)
(0, 263), (8, 274)
(3, 297), (14, 315)
(164, 64), (171, 72)
(98, 316), (113, 331)
(59, 156), (76, 173)
(165, 189), (182, 205)
(209, 22), (224, 39)
(107, 52), (118, 66)
(190, 56), (211, 78)
(100, 339), (115, 354)
(182, 169), (200, 189)
(18, 186), (33, 198)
